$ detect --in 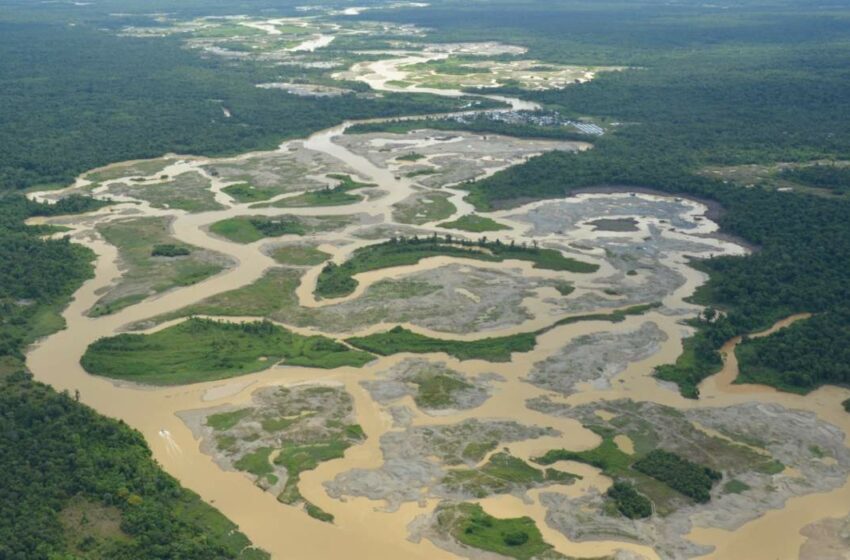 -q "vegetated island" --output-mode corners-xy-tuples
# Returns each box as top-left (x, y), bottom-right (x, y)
(81, 318), (373, 385)
(315, 234), (598, 299)
(346, 303), (659, 362)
